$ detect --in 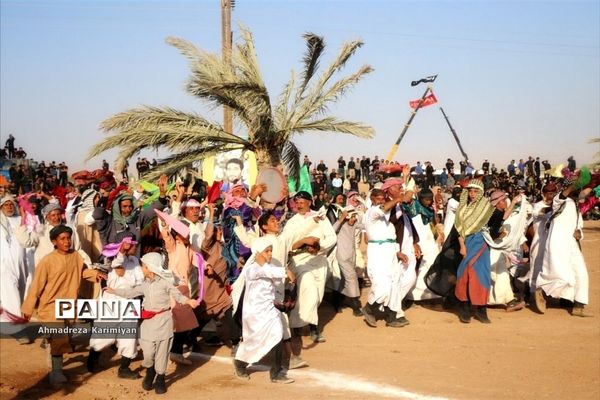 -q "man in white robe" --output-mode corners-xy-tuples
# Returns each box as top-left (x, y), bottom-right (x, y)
(362, 188), (412, 328)
(528, 183), (557, 312)
(383, 179), (420, 324)
(0, 195), (35, 341)
(282, 191), (336, 342)
(536, 182), (592, 317)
